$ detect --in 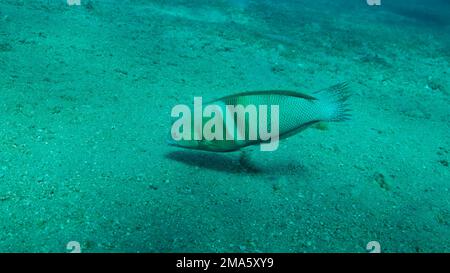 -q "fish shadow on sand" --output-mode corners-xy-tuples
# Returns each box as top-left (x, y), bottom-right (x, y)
(166, 151), (259, 174)
(166, 151), (306, 175)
